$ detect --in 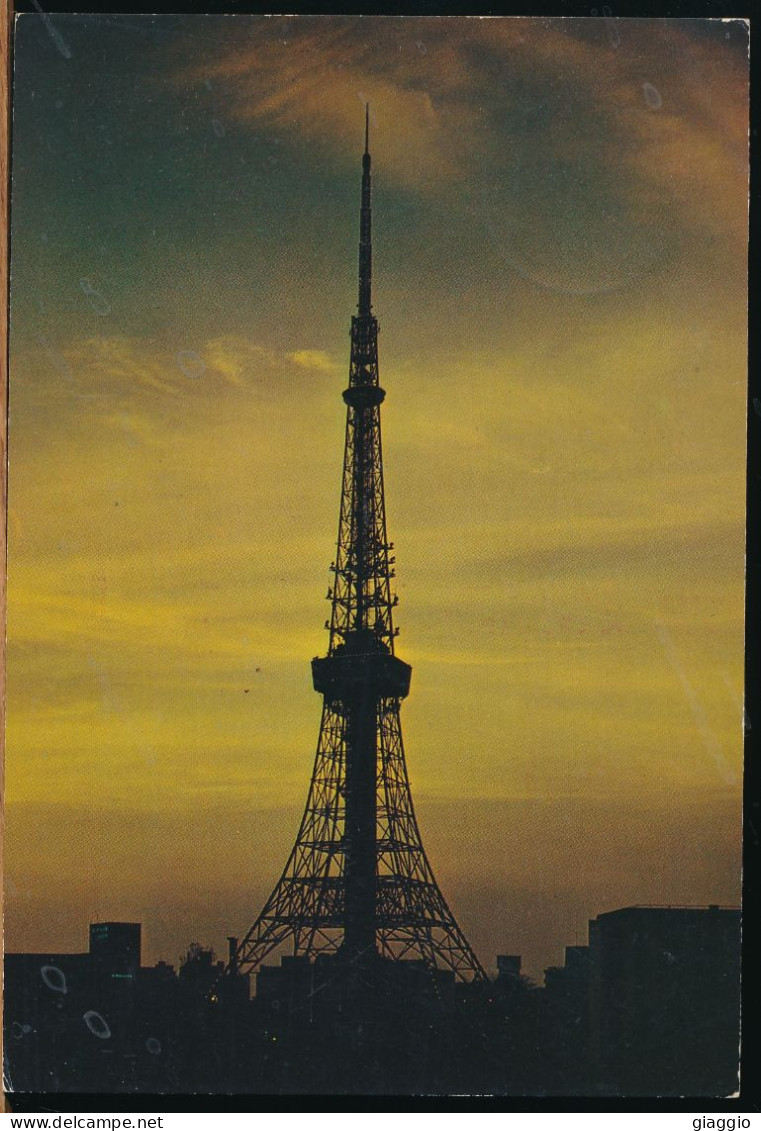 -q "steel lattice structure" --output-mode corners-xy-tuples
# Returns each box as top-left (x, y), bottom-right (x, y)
(234, 110), (486, 983)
